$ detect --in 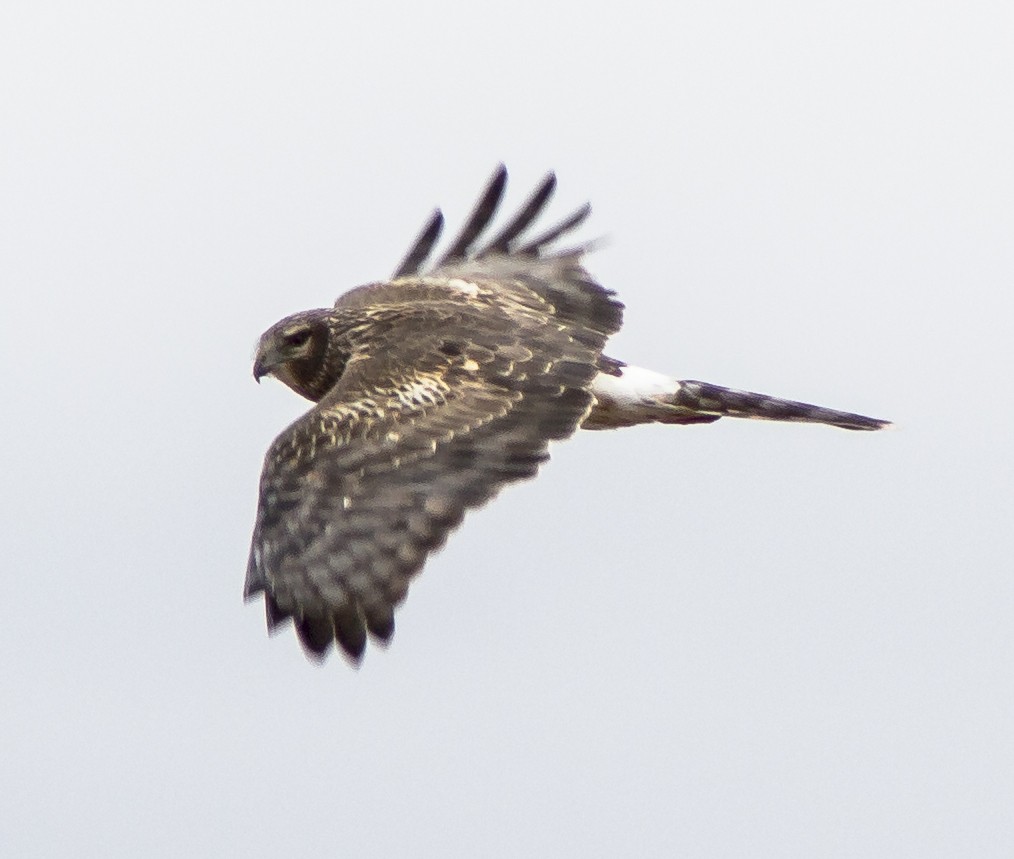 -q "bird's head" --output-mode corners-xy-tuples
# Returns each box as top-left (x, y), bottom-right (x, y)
(253, 310), (336, 402)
